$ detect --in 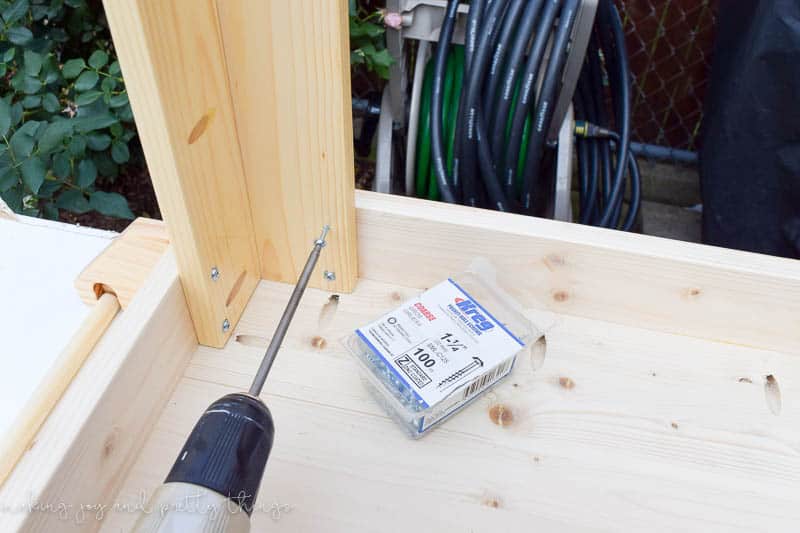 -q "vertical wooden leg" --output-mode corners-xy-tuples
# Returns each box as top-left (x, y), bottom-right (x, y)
(104, 0), (261, 347)
(217, 0), (358, 293)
